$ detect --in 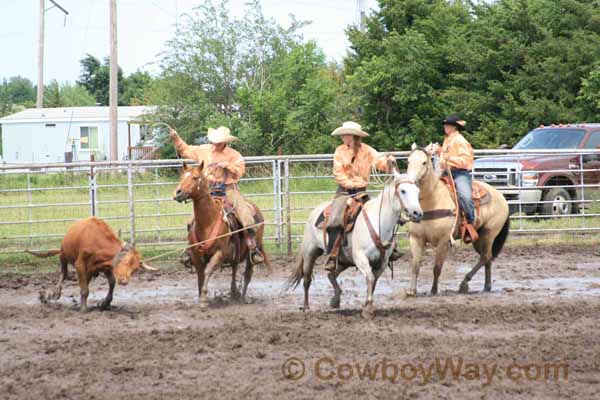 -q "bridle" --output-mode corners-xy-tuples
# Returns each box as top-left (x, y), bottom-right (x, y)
(177, 173), (211, 203)
(407, 148), (432, 187)
(392, 177), (416, 210)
